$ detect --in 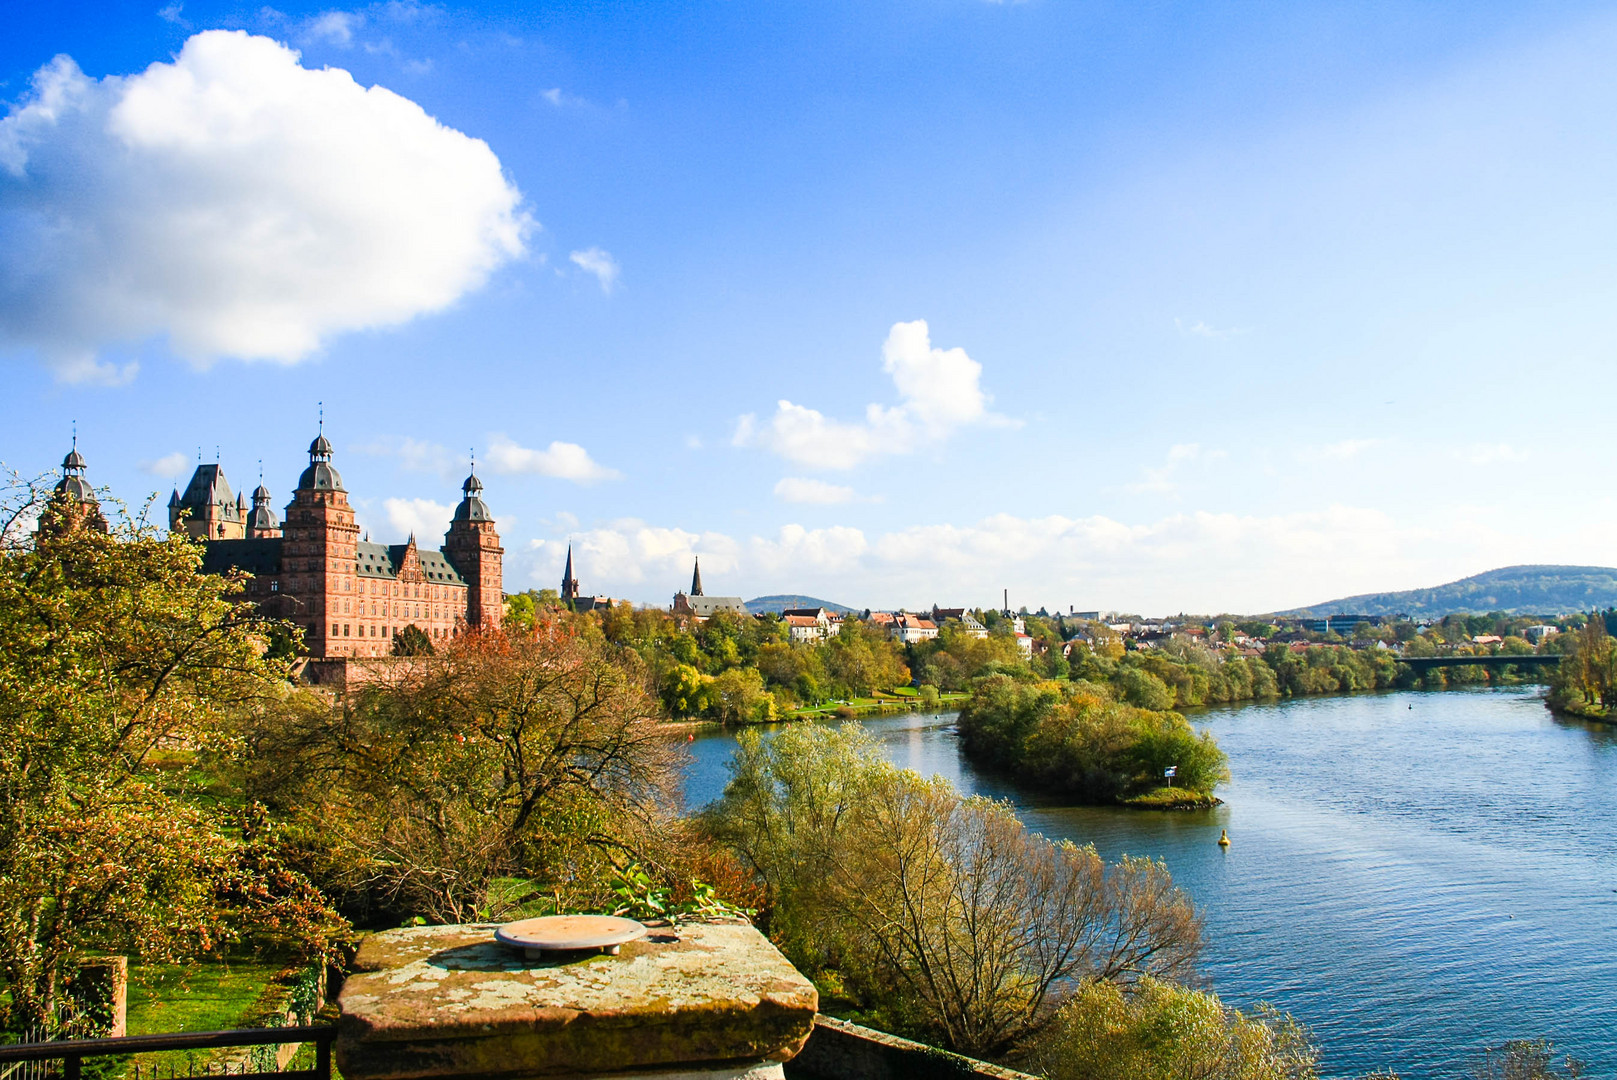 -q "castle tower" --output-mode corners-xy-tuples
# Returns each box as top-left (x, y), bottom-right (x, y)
(285, 429), (360, 657)
(170, 462), (245, 540)
(38, 439), (108, 539)
(691, 557), (704, 597)
(561, 544), (580, 602)
(246, 481), (281, 539)
(444, 467), (504, 630)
